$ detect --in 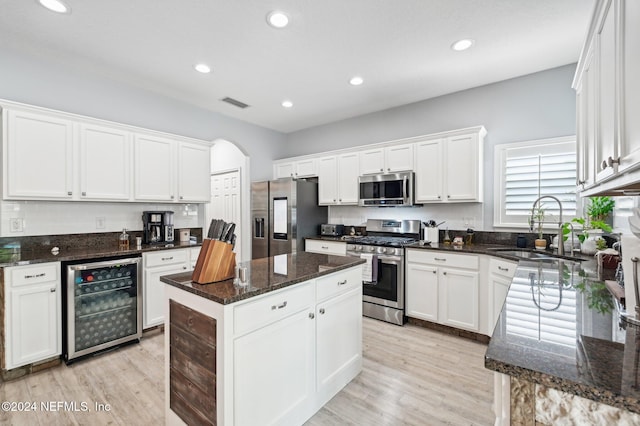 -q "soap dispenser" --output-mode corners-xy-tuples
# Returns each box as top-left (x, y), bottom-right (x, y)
(119, 228), (130, 250)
